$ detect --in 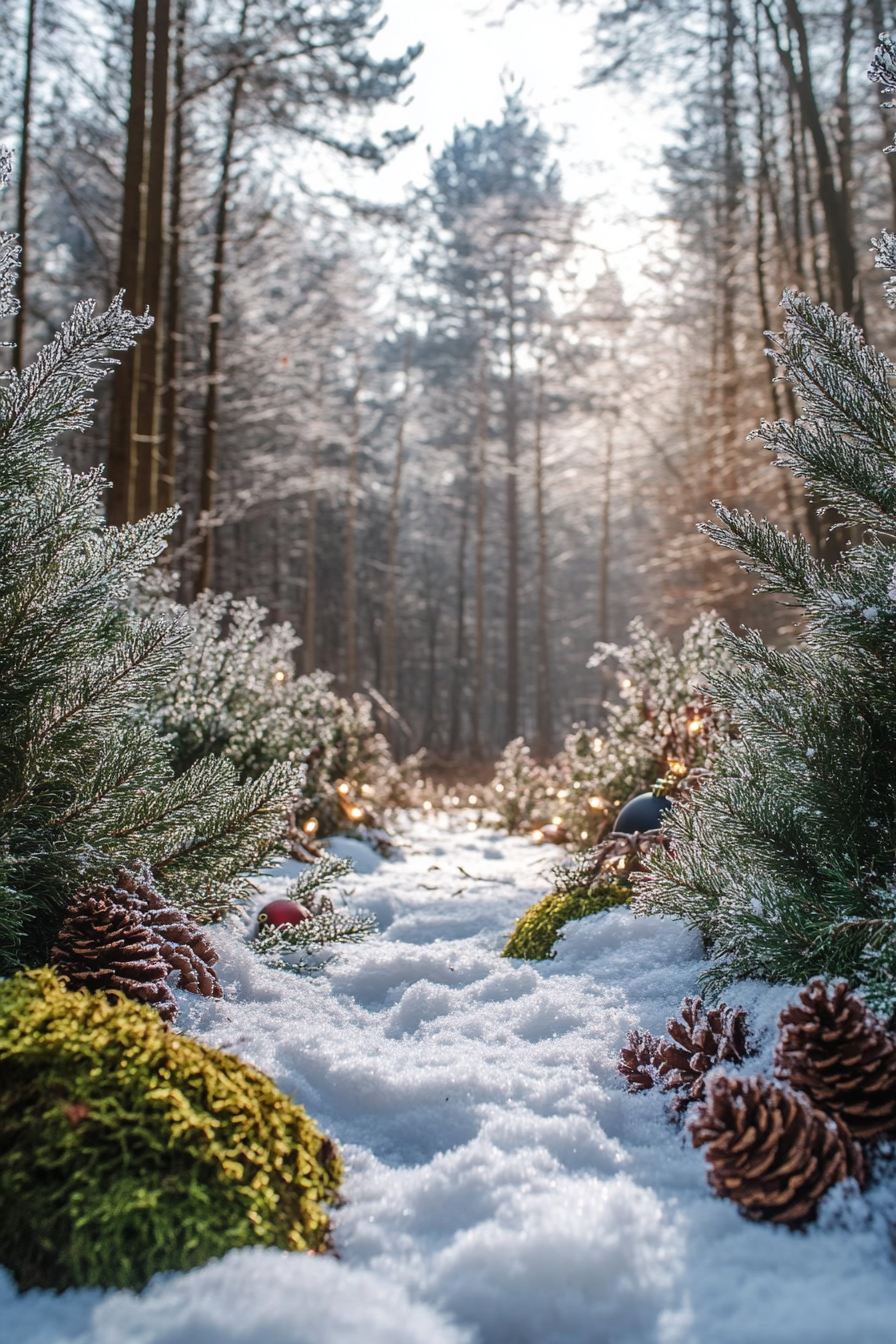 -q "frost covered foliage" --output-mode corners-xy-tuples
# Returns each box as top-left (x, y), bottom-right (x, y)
(145, 588), (400, 836)
(251, 855), (377, 973)
(491, 613), (728, 844)
(0, 158), (299, 969)
(640, 104), (896, 1011)
(0, 968), (342, 1291)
